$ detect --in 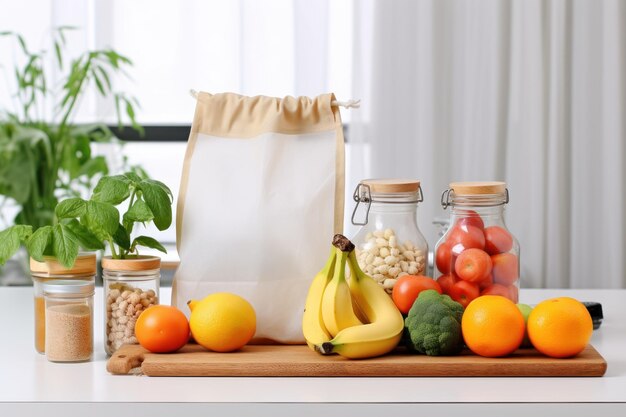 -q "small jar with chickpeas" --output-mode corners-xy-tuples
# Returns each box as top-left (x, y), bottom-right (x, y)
(102, 256), (160, 355)
(350, 179), (428, 294)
